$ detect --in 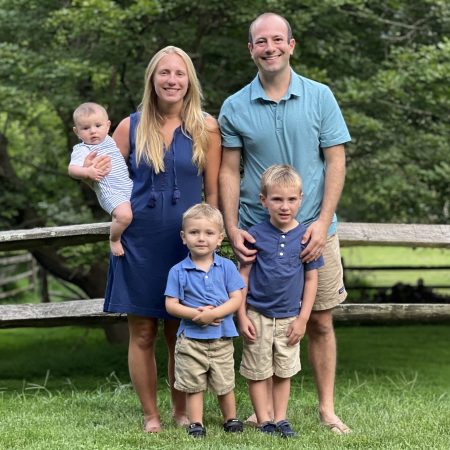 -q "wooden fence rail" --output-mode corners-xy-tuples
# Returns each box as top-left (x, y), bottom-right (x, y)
(0, 300), (448, 329)
(1, 222), (449, 251)
(0, 222), (449, 328)
(0, 252), (37, 301)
